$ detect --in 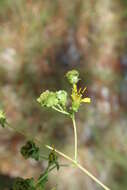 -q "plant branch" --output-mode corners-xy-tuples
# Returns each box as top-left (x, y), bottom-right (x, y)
(36, 163), (69, 188)
(6, 123), (110, 190)
(46, 145), (111, 190)
(71, 113), (78, 162)
(56, 104), (64, 111)
(52, 106), (70, 116)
